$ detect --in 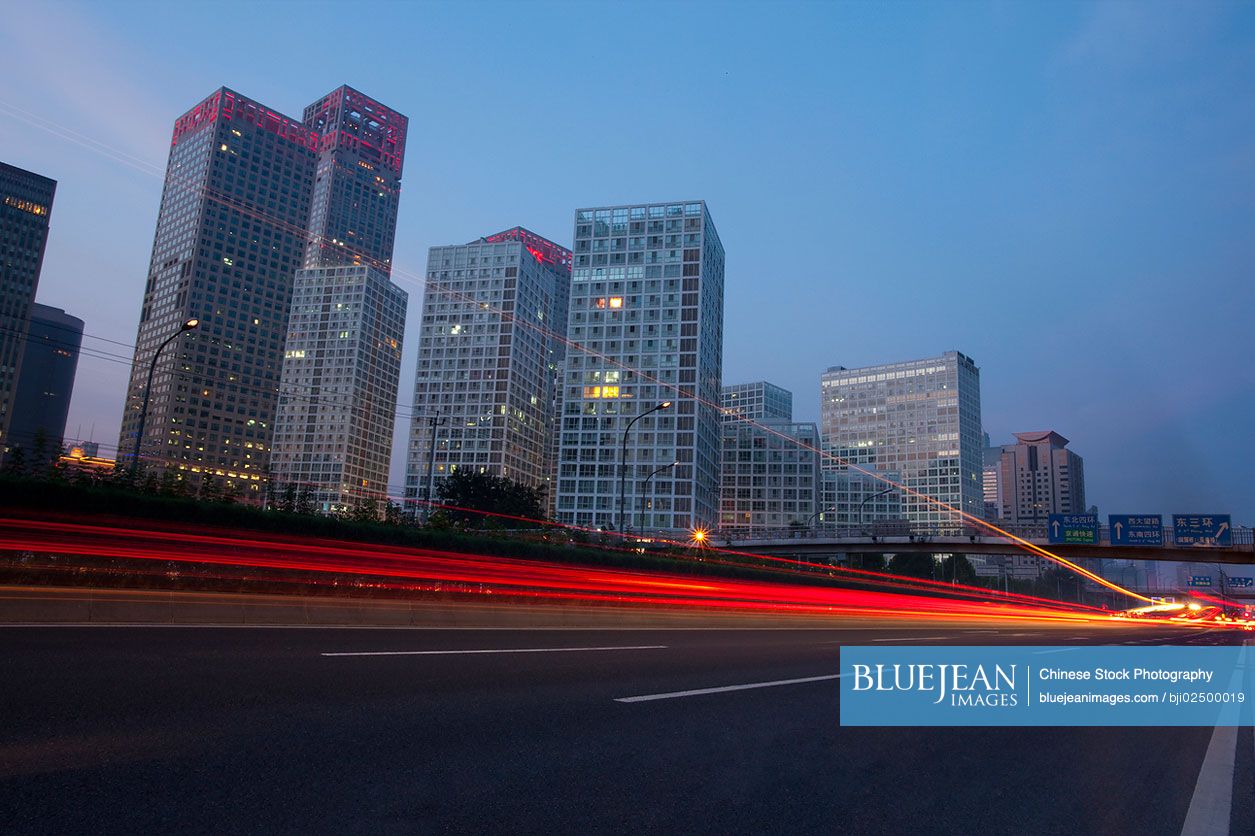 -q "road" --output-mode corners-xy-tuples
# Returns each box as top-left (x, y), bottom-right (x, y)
(1, 621), (1251, 835)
